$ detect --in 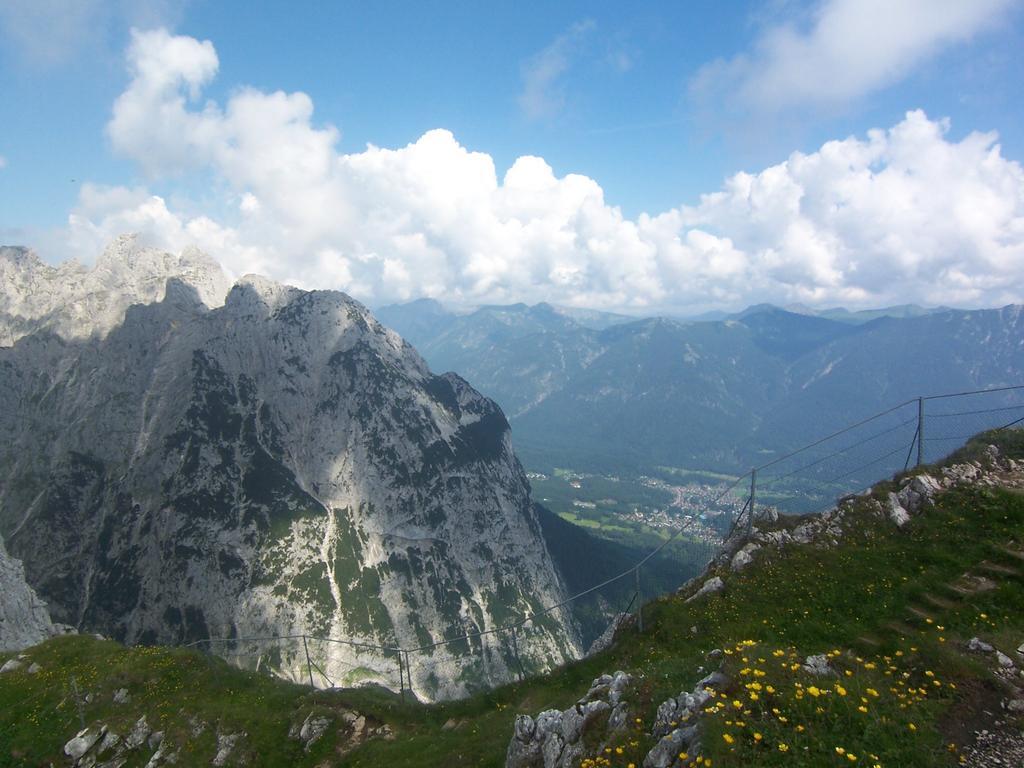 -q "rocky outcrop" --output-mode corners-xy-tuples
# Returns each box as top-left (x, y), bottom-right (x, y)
(0, 241), (580, 701)
(61, 717), (174, 768)
(684, 576), (723, 604)
(801, 654), (834, 676)
(585, 613), (632, 657)
(54, 704), (391, 766)
(506, 671), (634, 768)
(720, 444), (1017, 564)
(0, 533), (59, 651)
(729, 542), (760, 571)
(504, 666), (729, 768)
(643, 669), (728, 768)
